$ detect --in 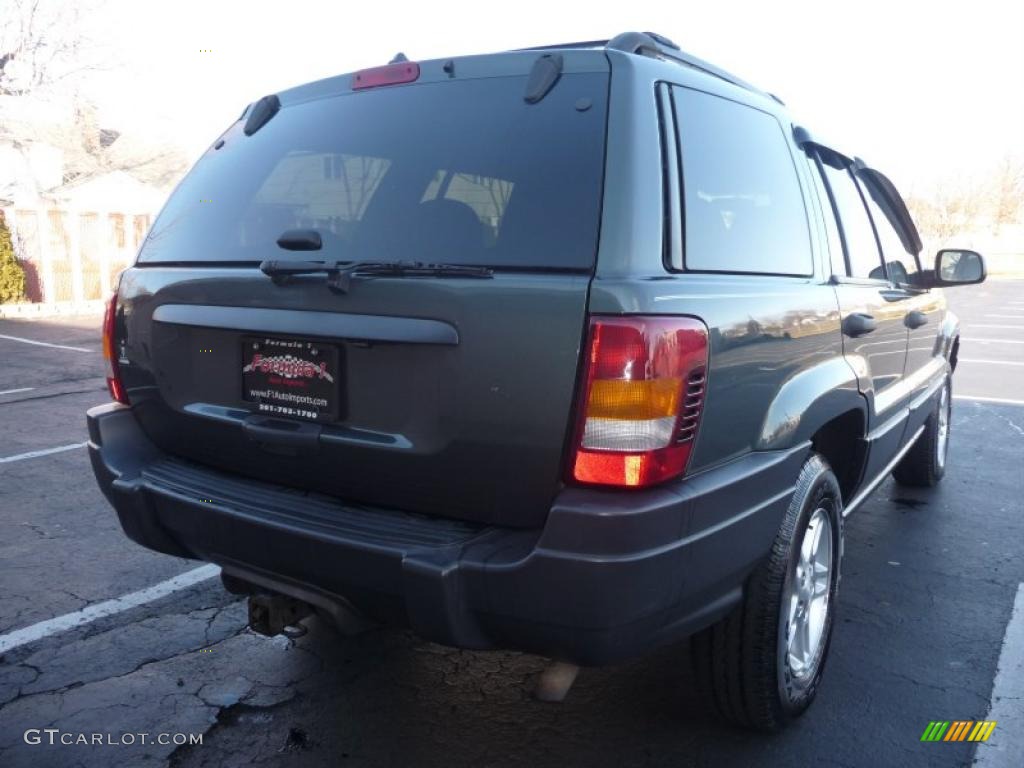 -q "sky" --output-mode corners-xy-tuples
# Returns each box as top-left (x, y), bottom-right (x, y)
(79, 0), (1023, 193)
